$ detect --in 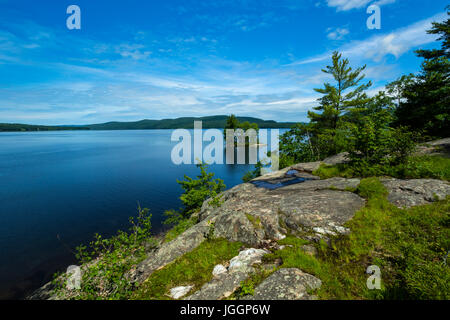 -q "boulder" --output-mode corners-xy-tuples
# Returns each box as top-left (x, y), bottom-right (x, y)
(381, 178), (450, 208)
(415, 138), (450, 157)
(170, 285), (193, 299)
(242, 268), (321, 300)
(279, 189), (365, 236)
(212, 264), (227, 277)
(228, 249), (268, 273)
